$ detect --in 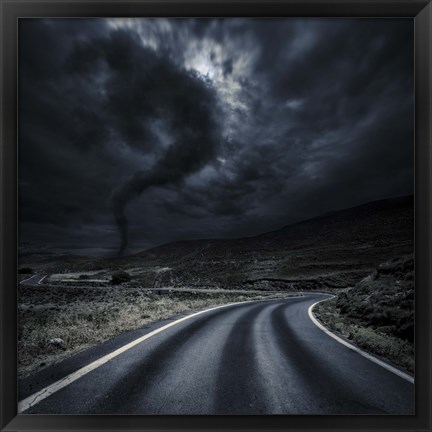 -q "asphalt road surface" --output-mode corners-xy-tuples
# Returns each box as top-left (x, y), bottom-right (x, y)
(20, 274), (47, 285)
(19, 293), (414, 414)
